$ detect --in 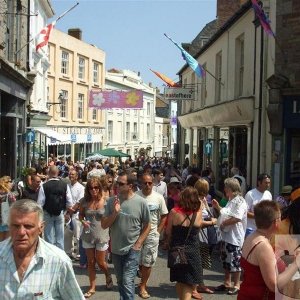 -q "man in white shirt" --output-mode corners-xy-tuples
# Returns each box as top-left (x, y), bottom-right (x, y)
(152, 169), (168, 201)
(245, 173), (272, 235)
